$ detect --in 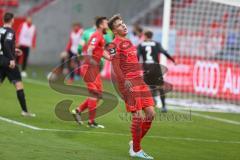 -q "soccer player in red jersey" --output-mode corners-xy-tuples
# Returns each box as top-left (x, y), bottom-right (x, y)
(72, 17), (111, 128)
(108, 15), (155, 159)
